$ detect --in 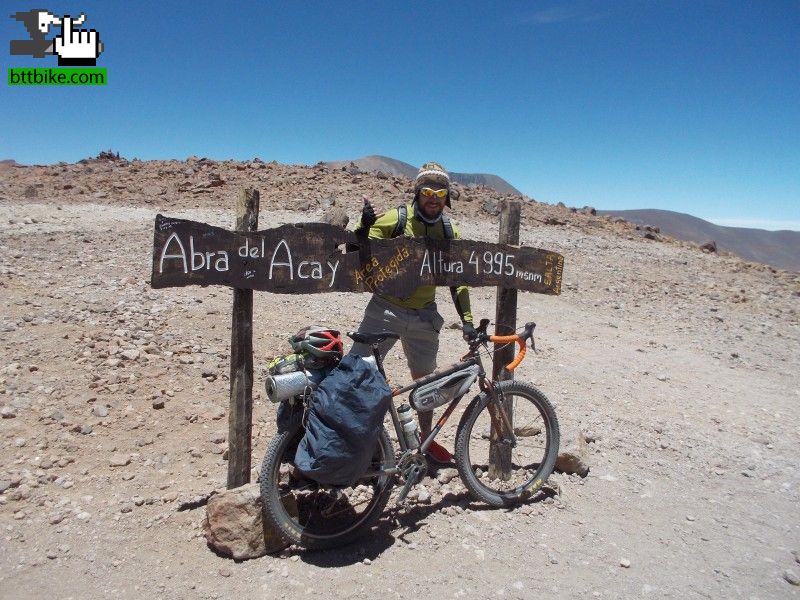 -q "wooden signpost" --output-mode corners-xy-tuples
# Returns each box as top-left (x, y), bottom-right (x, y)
(490, 199), (521, 480)
(151, 215), (563, 296)
(228, 189), (259, 489)
(150, 192), (564, 488)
